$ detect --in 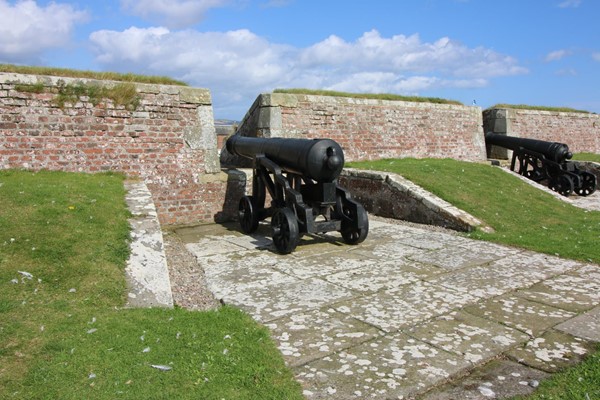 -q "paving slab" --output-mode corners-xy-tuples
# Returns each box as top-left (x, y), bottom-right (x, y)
(505, 330), (595, 373)
(420, 357), (550, 400)
(295, 332), (471, 399)
(323, 259), (440, 294)
(428, 253), (581, 300)
(407, 246), (503, 271)
(408, 311), (530, 366)
(517, 265), (600, 312)
(176, 218), (600, 399)
(555, 305), (600, 342)
(332, 281), (477, 333)
(464, 295), (576, 337)
(264, 308), (381, 367)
